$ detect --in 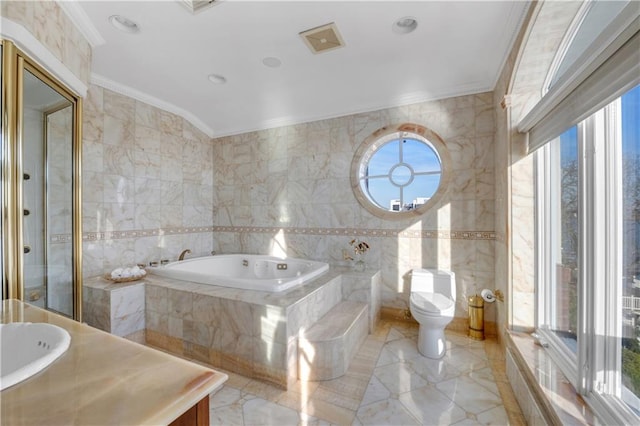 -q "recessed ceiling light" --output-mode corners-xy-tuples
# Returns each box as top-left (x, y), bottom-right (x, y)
(392, 17), (418, 34)
(262, 57), (282, 68)
(208, 74), (227, 84)
(109, 15), (140, 34)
